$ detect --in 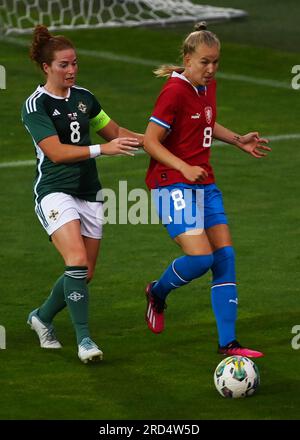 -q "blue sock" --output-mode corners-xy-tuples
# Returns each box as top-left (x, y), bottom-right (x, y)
(211, 246), (238, 347)
(152, 254), (213, 300)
